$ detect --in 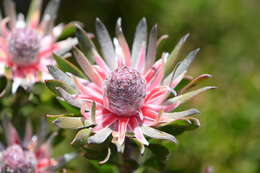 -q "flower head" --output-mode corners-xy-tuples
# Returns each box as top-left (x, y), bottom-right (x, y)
(0, 117), (76, 173)
(0, 0), (77, 93)
(48, 18), (215, 153)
